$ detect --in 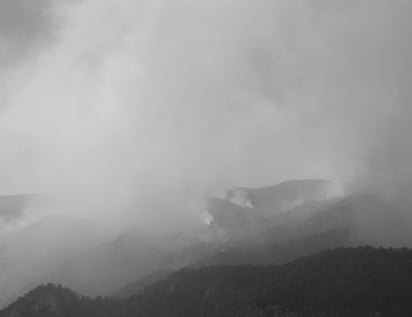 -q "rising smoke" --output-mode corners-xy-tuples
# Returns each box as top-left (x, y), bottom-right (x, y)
(0, 0), (411, 232)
